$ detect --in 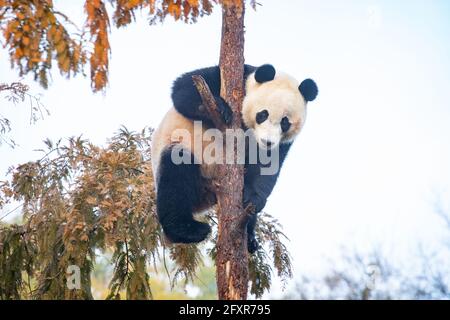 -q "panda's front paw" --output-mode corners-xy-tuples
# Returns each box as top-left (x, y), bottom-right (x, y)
(215, 96), (233, 125)
(247, 234), (259, 254)
(243, 190), (266, 214)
